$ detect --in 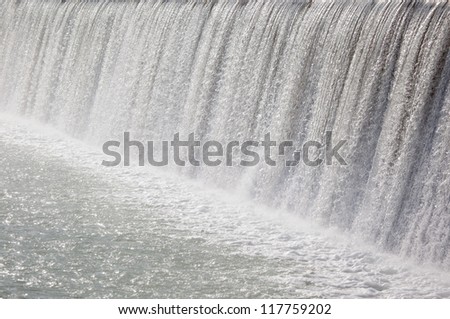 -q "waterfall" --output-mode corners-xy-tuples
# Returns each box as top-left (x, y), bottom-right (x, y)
(0, 0), (449, 267)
